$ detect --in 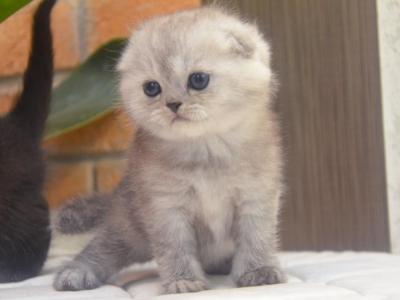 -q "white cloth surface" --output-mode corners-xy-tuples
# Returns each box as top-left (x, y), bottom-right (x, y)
(1, 238), (399, 300)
